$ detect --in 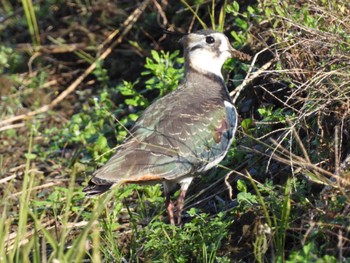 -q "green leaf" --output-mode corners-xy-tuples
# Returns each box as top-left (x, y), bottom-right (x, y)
(241, 118), (253, 131)
(233, 1), (239, 12)
(25, 153), (37, 160)
(275, 5), (285, 17)
(96, 135), (107, 150)
(235, 17), (248, 30)
(230, 31), (242, 44)
(237, 179), (247, 192)
(151, 50), (160, 63)
(265, 7), (272, 18)
(247, 6), (255, 15)
(237, 192), (258, 204)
